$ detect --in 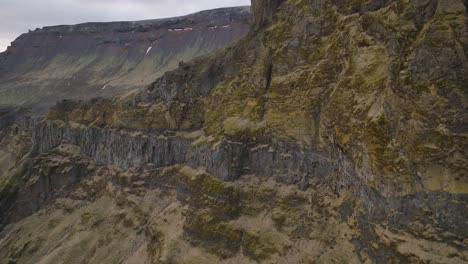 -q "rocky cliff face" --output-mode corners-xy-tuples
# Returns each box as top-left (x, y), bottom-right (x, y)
(0, 0), (467, 263)
(31, 121), (334, 185)
(0, 7), (250, 113)
(251, 0), (284, 30)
